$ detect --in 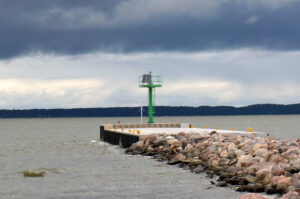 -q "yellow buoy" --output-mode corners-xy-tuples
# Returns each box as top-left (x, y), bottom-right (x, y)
(216, 126), (219, 130)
